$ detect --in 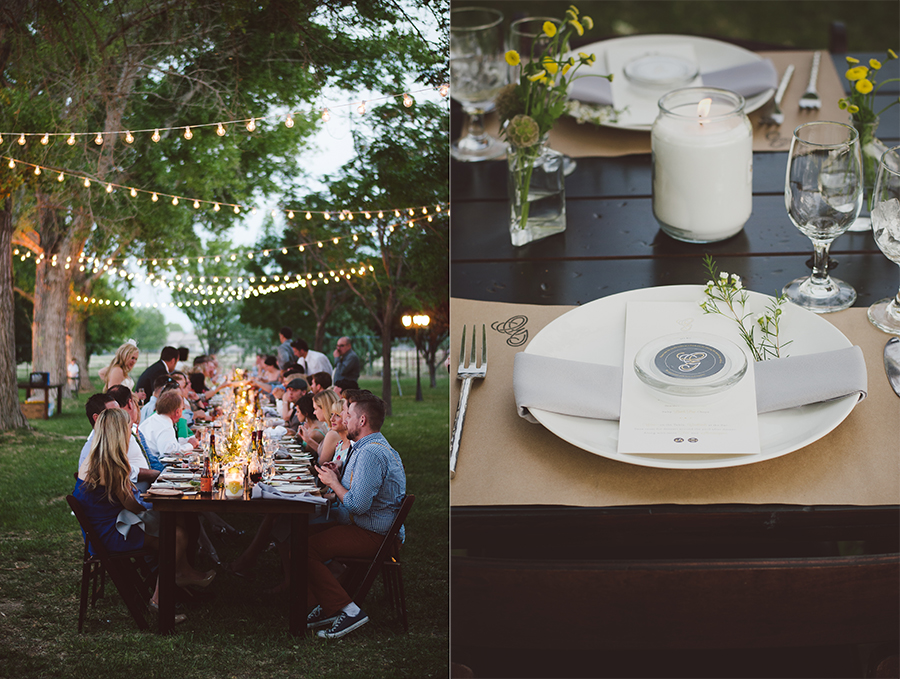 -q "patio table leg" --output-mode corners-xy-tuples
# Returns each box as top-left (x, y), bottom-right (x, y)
(289, 513), (309, 636)
(158, 512), (177, 634)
